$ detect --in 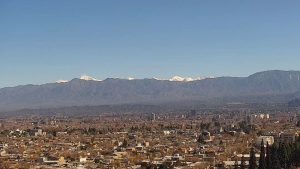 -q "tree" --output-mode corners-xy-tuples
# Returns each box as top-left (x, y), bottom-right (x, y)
(258, 139), (266, 169)
(87, 127), (97, 135)
(285, 143), (292, 168)
(122, 139), (128, 148)
(265, 142), (271, 169)
(197, 135), (205, 144)
(234, 160), (239, 169)
(270, 143), (282, 169)
(240, 155), (246, 169)
(249, 147), (257, 169)
(278, 142), (288, 169)
(295, 141), (300, 166)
